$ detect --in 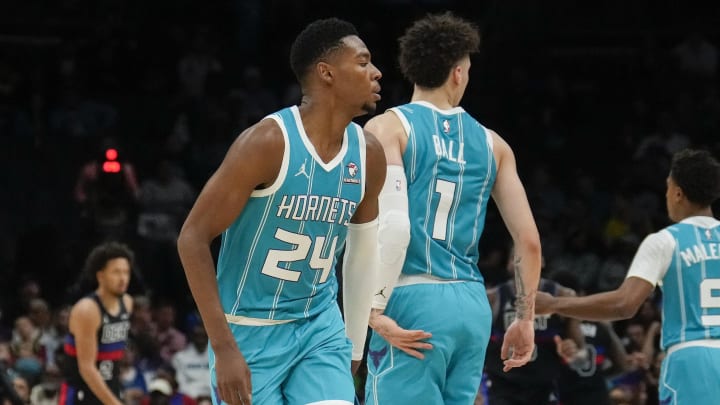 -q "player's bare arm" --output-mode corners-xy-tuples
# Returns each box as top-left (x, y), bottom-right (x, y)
(350, 130), (386, 224)
(70, 298), (124, 405)
(363, 111), (407, 166)
(489, 129), (542, 371)
(177, 118), (284, 405)
(535, 276), (654, 321)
